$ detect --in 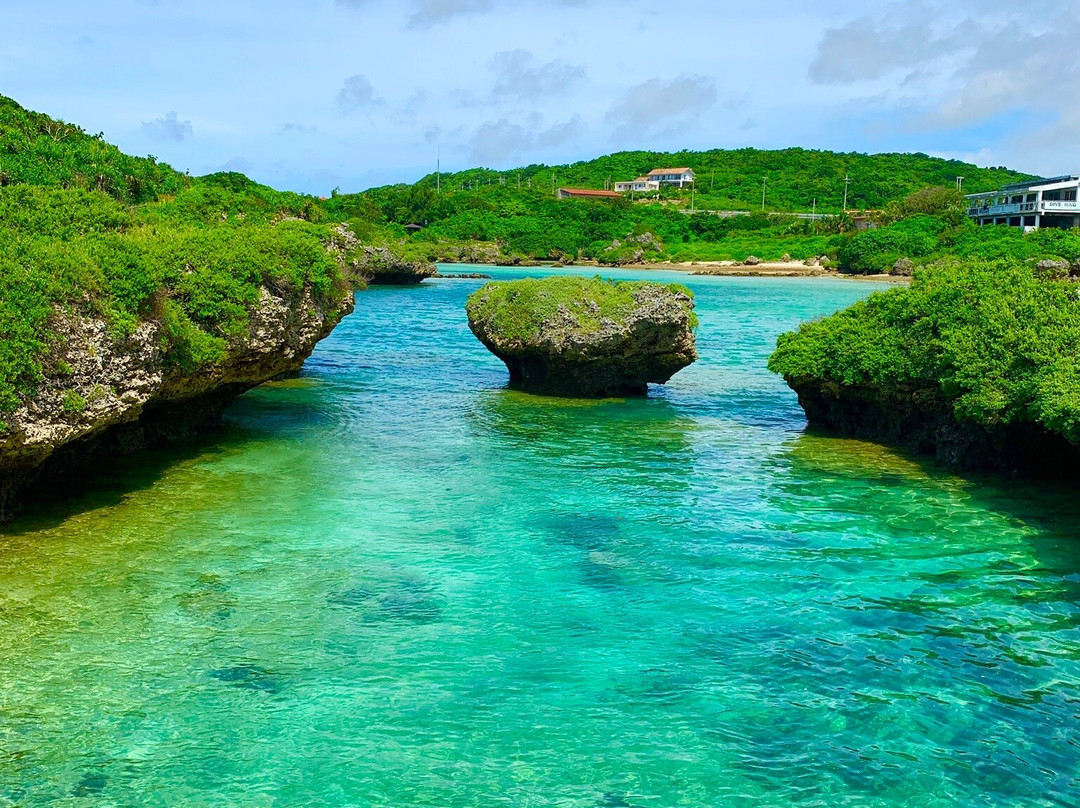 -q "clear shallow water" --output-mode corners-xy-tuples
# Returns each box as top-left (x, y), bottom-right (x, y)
(1, 267), (1079, 807)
